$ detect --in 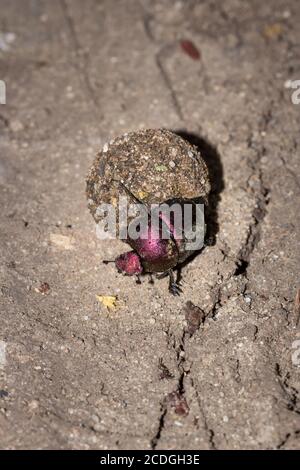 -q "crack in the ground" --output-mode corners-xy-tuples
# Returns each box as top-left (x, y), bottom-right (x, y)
(235, 358), (241, 384)
(150, 404), (168, 450)
(140, 4), (184, 123)
(155, 49), (184, 122)
(209, 281), (223, 320)
(276, 429), (300, 449)
(151, 314), (219, 449)
(233, 107), (273, 279)
(150, 325), (187, 449)
(279, 155), (300, 190)
(235, 167), (269, 276)
(60, 0), (99, 108)
(275, 363), (300, 416)
(0, 113), (9, 128)
(189, 376), (217, 449)
(140, 4), (156, 43)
